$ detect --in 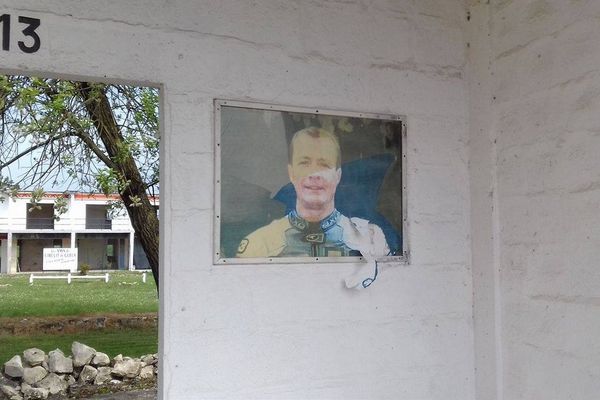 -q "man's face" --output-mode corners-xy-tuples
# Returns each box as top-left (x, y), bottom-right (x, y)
(288, 133), (341, 212)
